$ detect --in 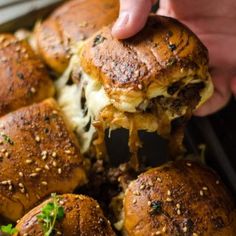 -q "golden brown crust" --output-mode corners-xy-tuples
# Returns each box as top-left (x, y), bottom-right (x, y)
(123, 160), (236, 236)
(35, 0), (119, 73)
(0, 34), (54, 117)
(16, 194), (116, 236)
(79, 15), (212, 113)
(0, 99), (87, 221)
